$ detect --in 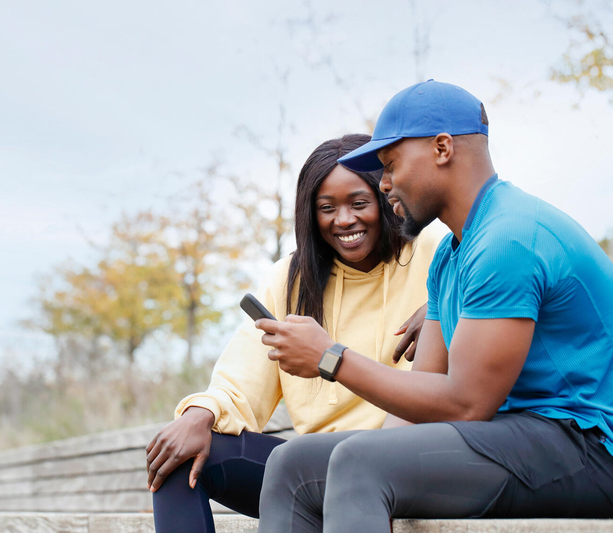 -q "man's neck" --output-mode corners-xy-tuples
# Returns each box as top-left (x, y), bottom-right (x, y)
(439, 164), (496, 243)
